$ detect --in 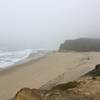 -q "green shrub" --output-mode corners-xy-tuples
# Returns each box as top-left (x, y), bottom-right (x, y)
(95, 72), (100, 76)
